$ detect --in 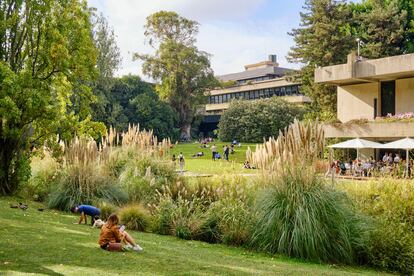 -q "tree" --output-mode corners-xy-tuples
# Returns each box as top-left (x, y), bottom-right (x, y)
(90, 13), (122, 124)
(96, 75), (179, 140)
(218, 98), (305, 143)
(352, 0), (408, 59)
(0, 0), (99, 195)
(288, 0), (354, 117)
(136, 11), (218, 140)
